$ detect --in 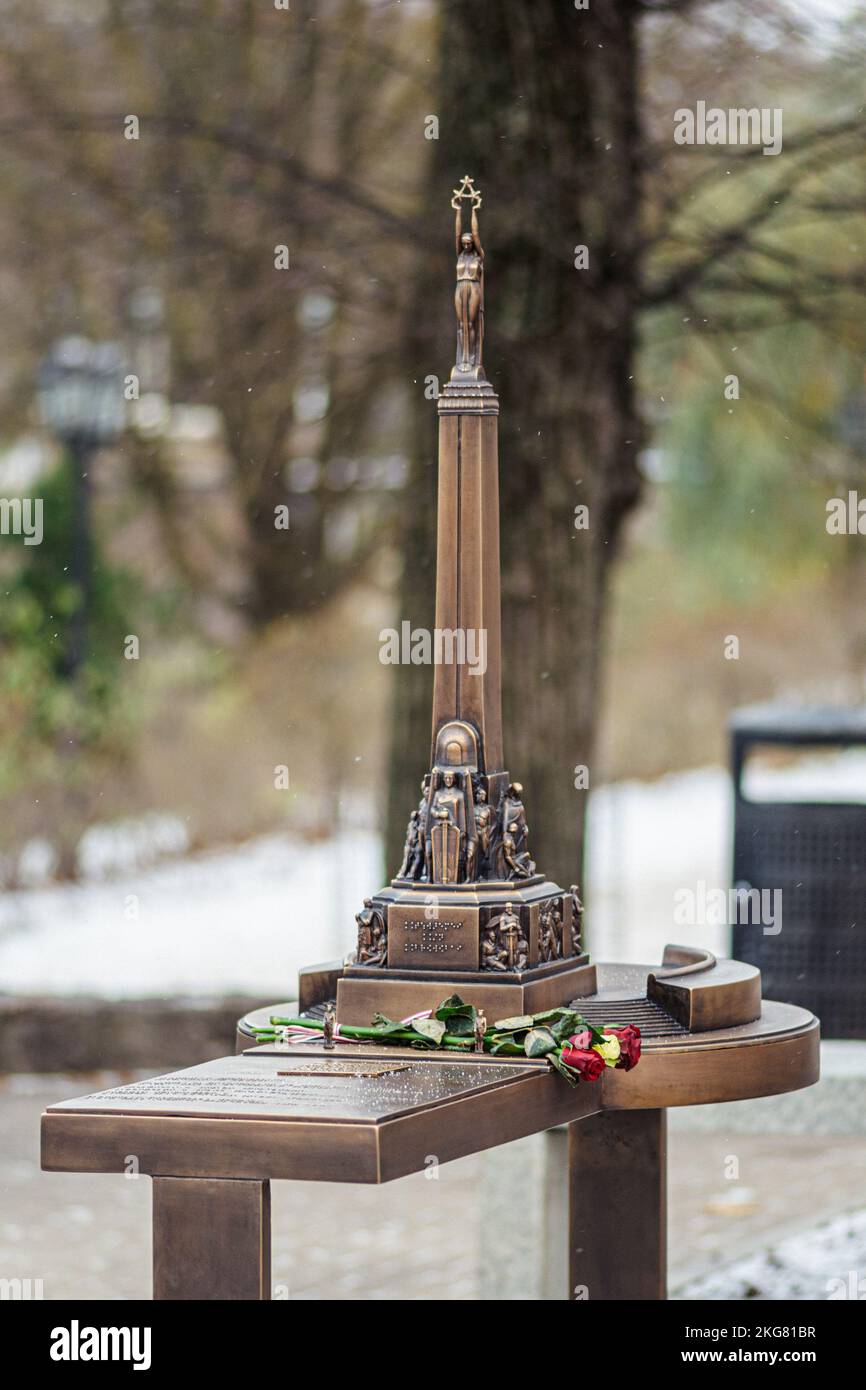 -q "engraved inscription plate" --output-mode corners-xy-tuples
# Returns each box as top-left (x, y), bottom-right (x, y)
(47, 1053), (530, 1124)
(387, 903), (480, 971)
